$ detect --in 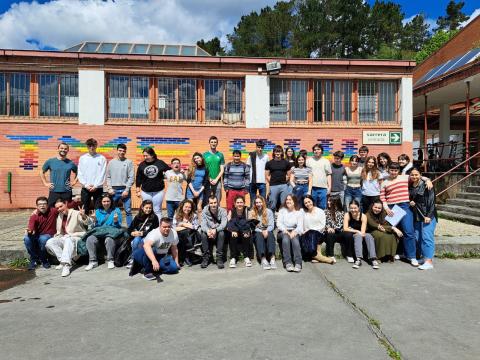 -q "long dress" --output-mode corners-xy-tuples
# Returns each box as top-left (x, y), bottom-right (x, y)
(366, 211), (398, 259)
